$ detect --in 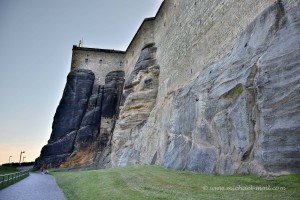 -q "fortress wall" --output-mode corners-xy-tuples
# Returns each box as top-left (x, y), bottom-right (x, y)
(68, 0), (300, 94)
(111, 0), (300, 174)
(124, 19), (155, 79)
(71, 46), (125, 85)
(152, 0), (275, 101)
(68, 0), (300, 89)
